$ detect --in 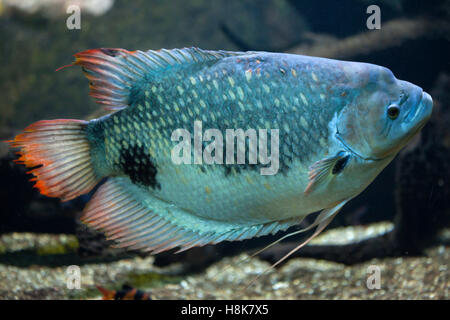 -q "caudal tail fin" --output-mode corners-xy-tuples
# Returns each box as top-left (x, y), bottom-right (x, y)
(8, 119), (100, 202)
